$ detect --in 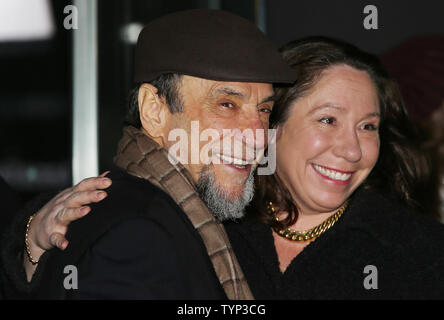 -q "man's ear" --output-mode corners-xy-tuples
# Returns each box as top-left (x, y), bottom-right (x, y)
(138, 84), (170, 140)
